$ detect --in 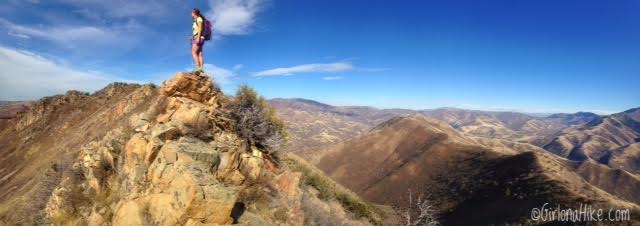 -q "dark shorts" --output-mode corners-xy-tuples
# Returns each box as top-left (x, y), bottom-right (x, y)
(192, 37), (204, 47)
